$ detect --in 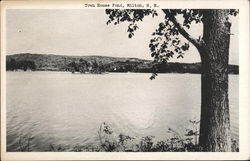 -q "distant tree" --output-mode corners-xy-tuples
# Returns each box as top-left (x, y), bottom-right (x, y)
(79, 58), (84, 62)
(17, 60), (36, 71)
(78, 59), (90, 73)
(29, 61), (36, 71)
(98, 61), (105, 73)
(90, 60), (98, 73)
(6, 58), (17, 71)
(105, 9), (238, 151)
(6, 59), (36, 71)
(68, 61), (78, 73)
(154, 62), (169, 73)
